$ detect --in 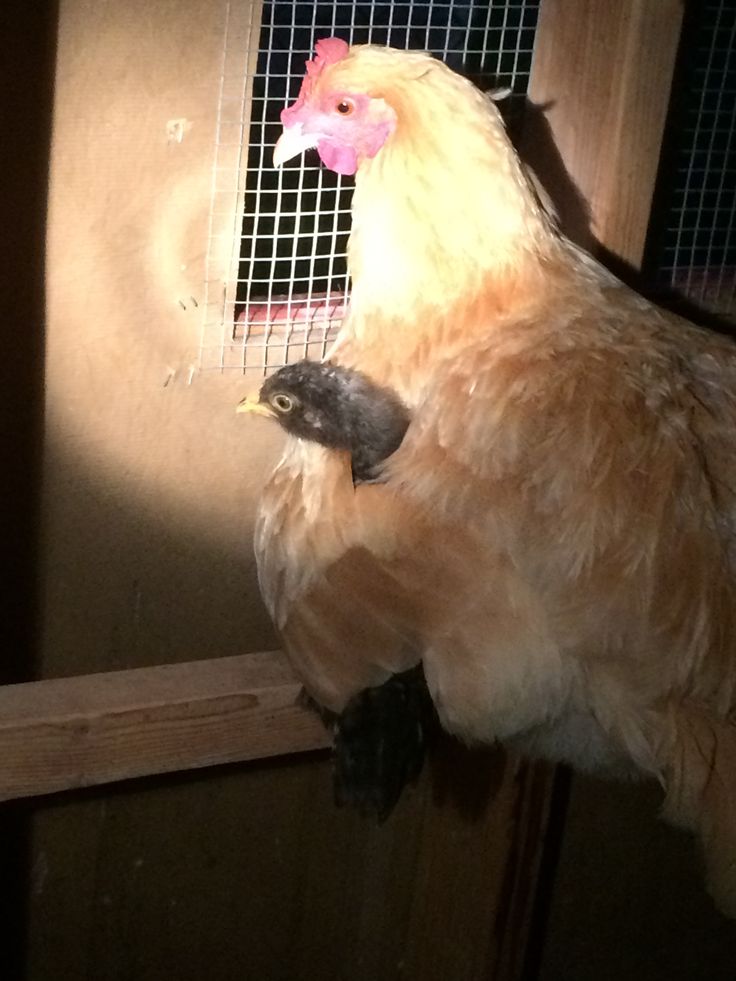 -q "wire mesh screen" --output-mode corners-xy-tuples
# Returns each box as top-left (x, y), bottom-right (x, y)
(199, 0), (540, 373)
(652, 0), (735, 319)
